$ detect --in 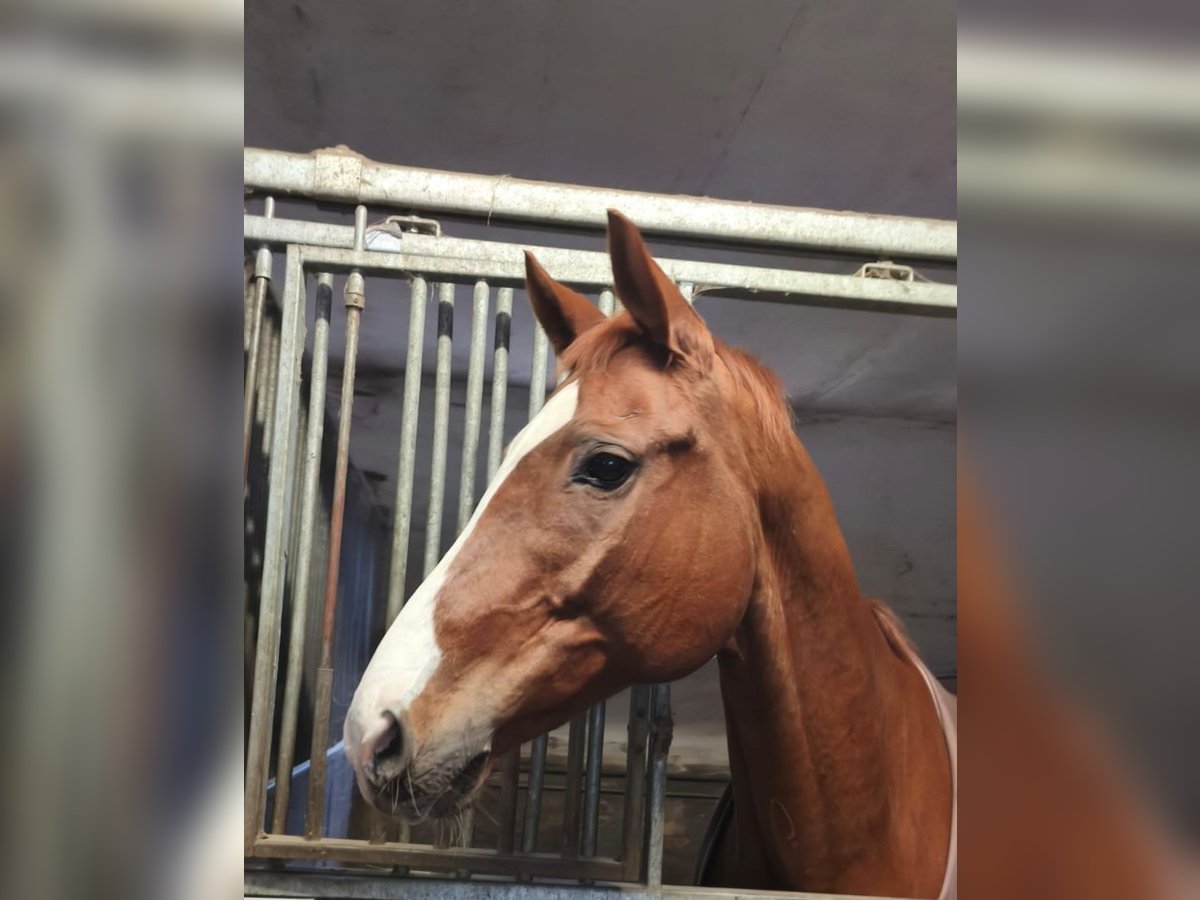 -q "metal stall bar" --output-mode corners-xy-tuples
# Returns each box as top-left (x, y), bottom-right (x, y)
(377, 276), (429, 848)
(457, 280), (490, 532)
(581, 701), (607, 858)
(385, 277), (429, 624)
(270, 272), (333, 834)
(261, 315), (281, 458)
(486, 288), (513, 481)
(597, 289), (615, 317)
(621, 685), (651, 881)
(452, 279), (491, 853)
(520, 318), (551, 855)
(306, 207), (368, 840)
(485, 286), (521, 855)
(253, 834), (625, 881)
(244, 147), (958, 261)
(244, 243), (306, 854)
(645, 684), (674, 887)
(561, 715), (587, 858)
(242, 224), (957, 316)
(424, 282), (455, 578)
(243, 196), (274, 481)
